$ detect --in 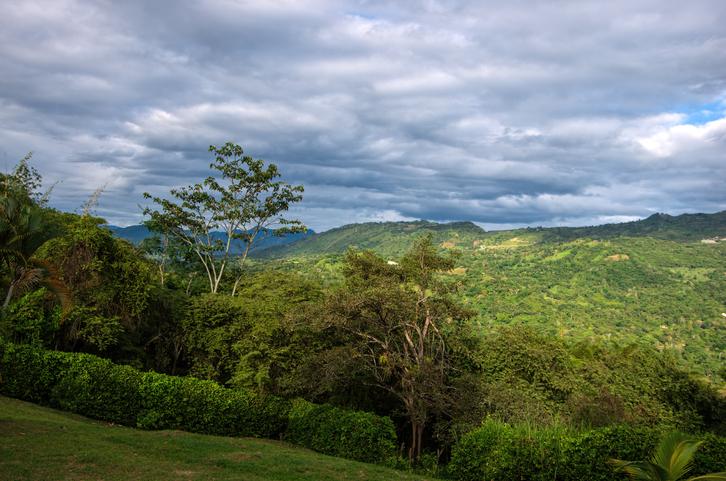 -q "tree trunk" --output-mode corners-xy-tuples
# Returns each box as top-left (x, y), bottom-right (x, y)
(231, 276), (241, 297)
(408, 420), (425, 462)
(2, 283), (14, 310)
